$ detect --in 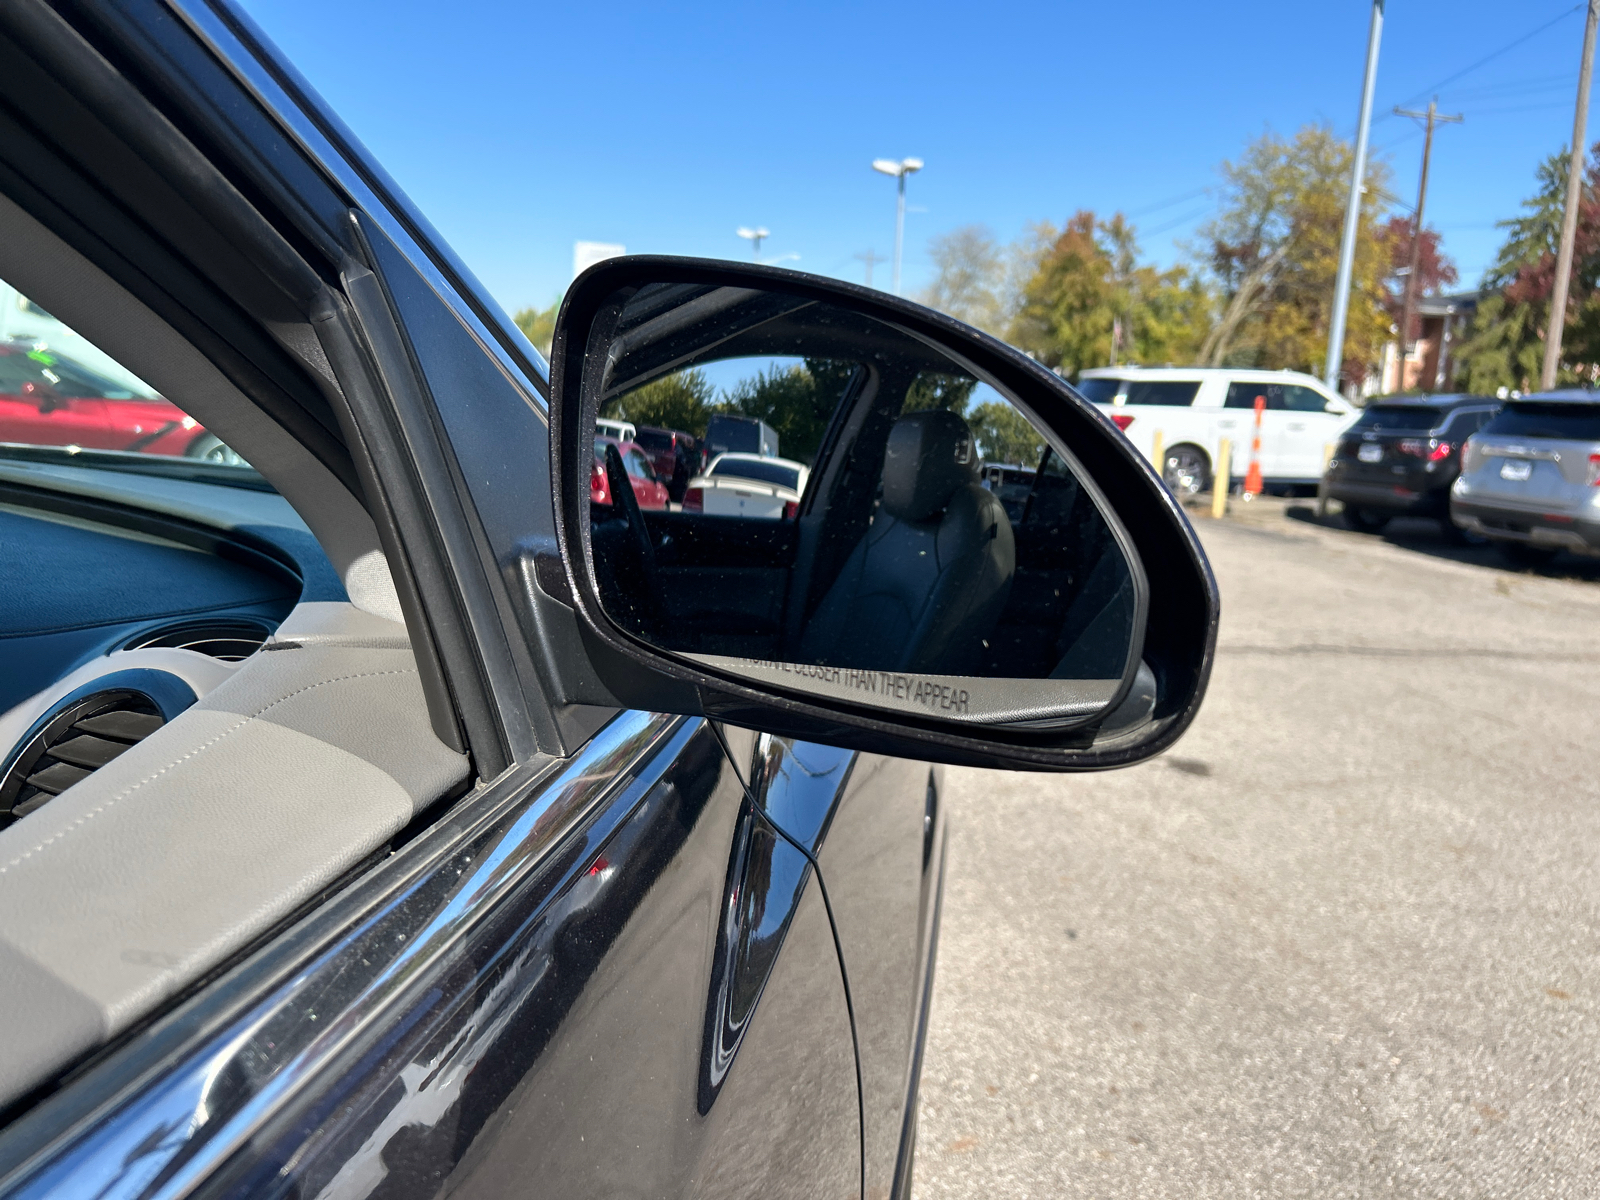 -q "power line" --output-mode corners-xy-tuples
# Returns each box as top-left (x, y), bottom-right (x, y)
(1385, 4), (1582, 114)
(1143, 204), (1213, 237)
(1126, 186), (1213, 218)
